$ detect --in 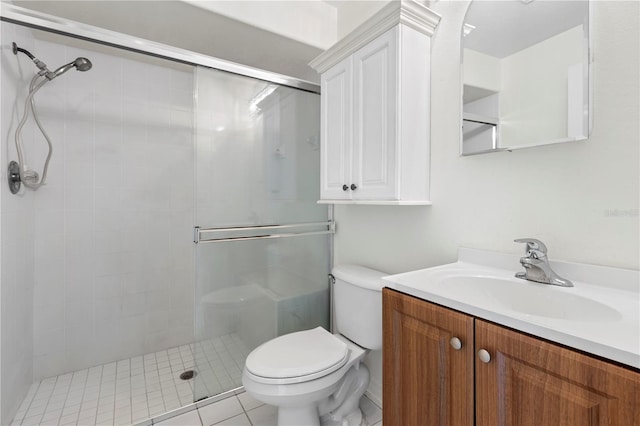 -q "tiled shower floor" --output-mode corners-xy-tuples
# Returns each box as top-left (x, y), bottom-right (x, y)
(11, 334), (251, 426)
